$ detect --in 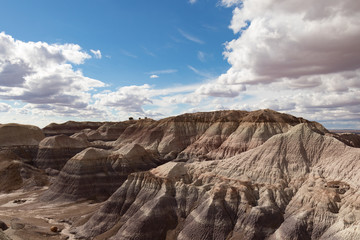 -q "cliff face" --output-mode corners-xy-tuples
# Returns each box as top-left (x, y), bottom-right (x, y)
(75, 123), (360, 240)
